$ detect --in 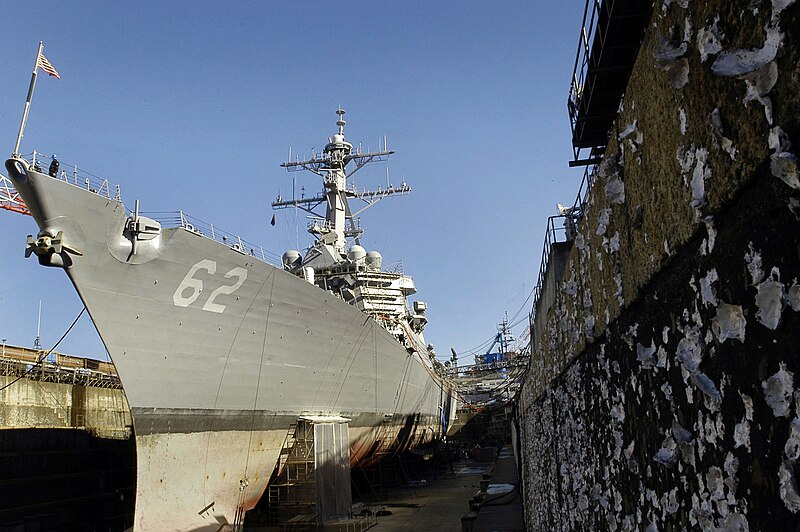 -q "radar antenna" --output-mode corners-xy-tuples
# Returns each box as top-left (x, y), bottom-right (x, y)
(272, 109), (411, 255)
